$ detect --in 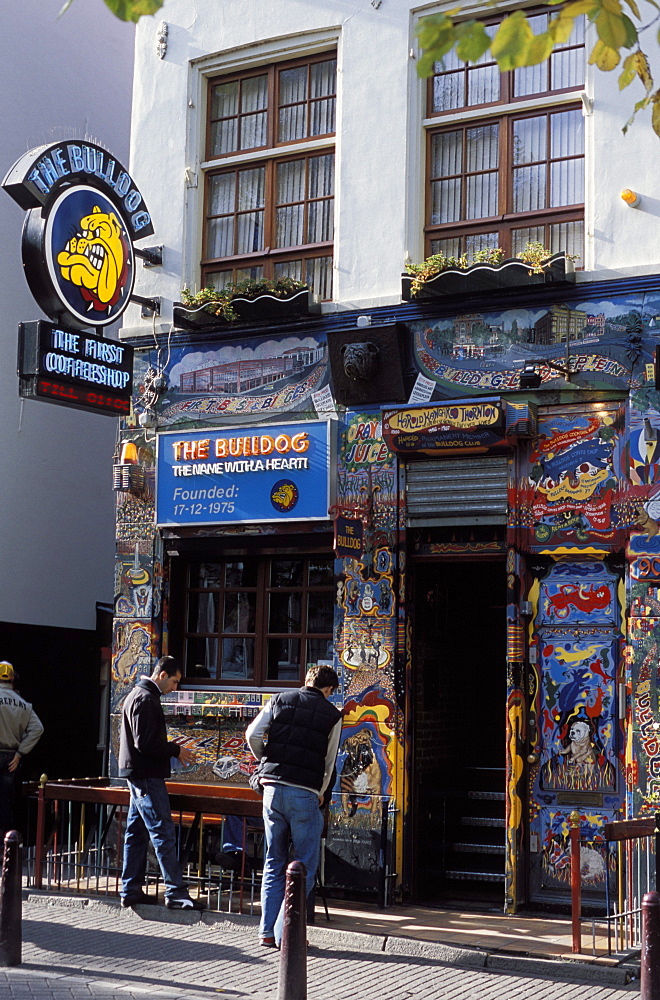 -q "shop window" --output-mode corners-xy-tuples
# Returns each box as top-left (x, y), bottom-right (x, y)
(182, 554), (334, 686)
(425, 10), (585, 261)
(202, 54), (336, 299)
